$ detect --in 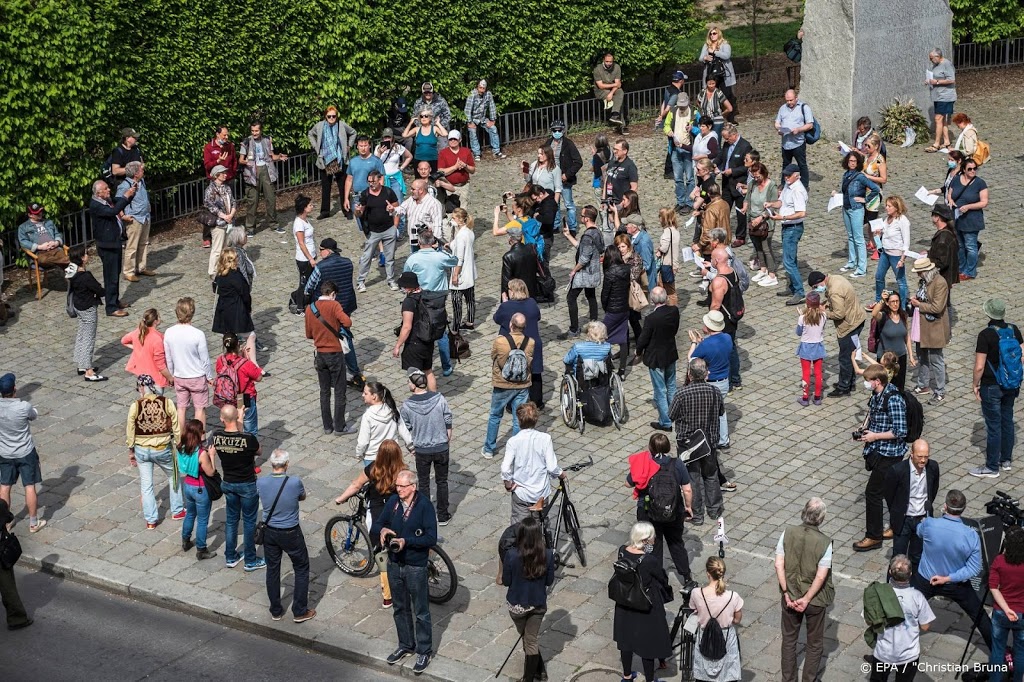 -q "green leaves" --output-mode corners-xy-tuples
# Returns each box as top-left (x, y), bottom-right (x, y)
(949, 0), (1024, 43)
